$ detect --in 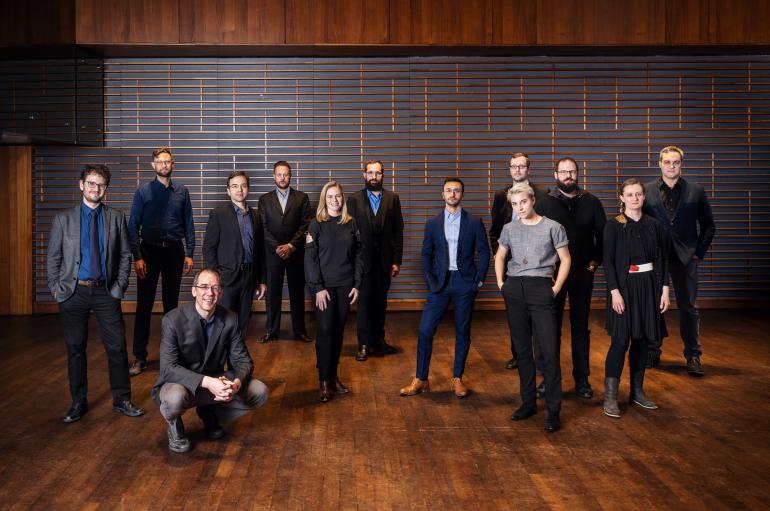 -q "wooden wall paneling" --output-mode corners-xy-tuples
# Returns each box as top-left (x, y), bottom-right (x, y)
(389, 0), (496, 45)
(285, 0), (389, 44)
(665, 0), (713, 45)
(0, 146), (32, 315)
(536, 0), (666, 45)
(491, 0), (537, 45)
(179, 0), (285, 44)
(711, 0), (770, 43)
(0, 0), (75, 47)
(76, 0), (179, 44)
